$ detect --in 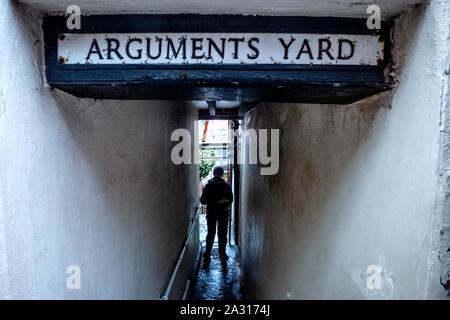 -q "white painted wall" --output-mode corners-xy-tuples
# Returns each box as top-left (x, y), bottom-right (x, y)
(239, 0), (450, 299)
(0, 1), (199, 299)
(19, 0), (425, 18)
